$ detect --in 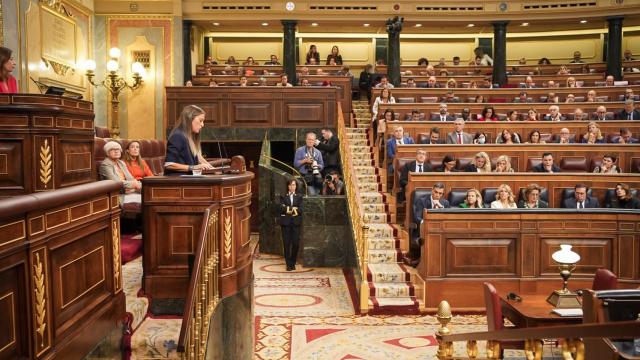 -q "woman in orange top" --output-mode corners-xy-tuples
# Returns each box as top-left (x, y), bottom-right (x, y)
(0, 47), (17, 94)
(124, 140), (154, 180)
